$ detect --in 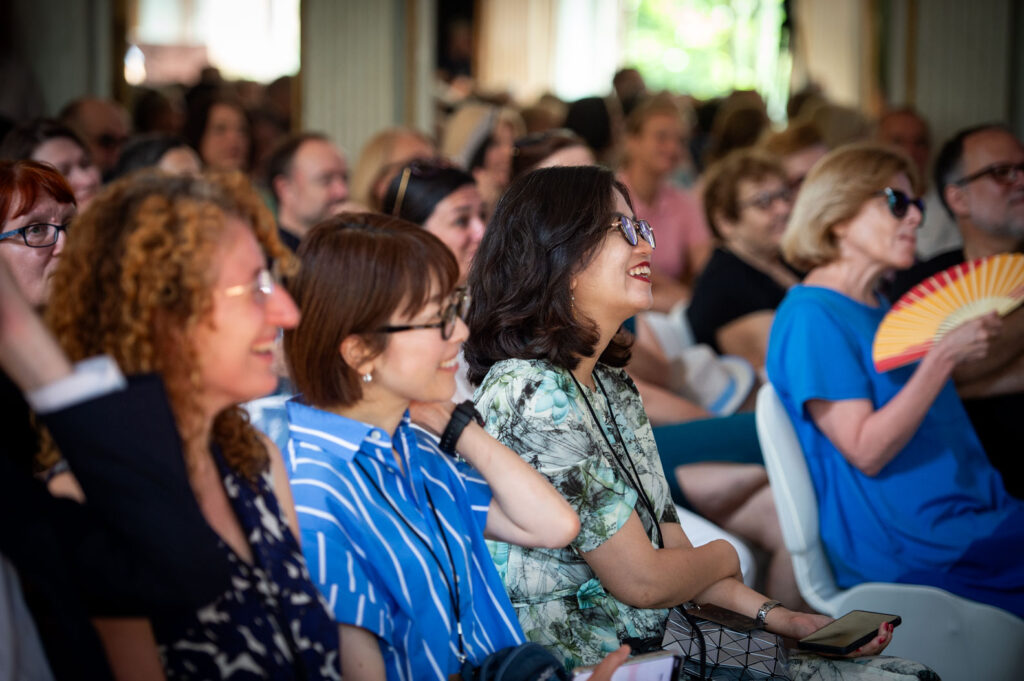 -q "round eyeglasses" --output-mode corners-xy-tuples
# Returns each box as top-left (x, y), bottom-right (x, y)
(0, 222), (70, 248)
(376, 288), (470, 340)
(612, 214), (656, 249)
